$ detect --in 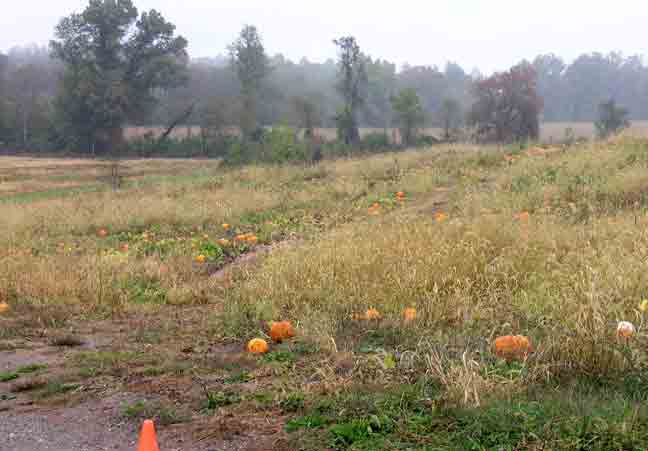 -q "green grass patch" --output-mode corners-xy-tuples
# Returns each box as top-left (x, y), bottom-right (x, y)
(123, 400), (189, 426)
